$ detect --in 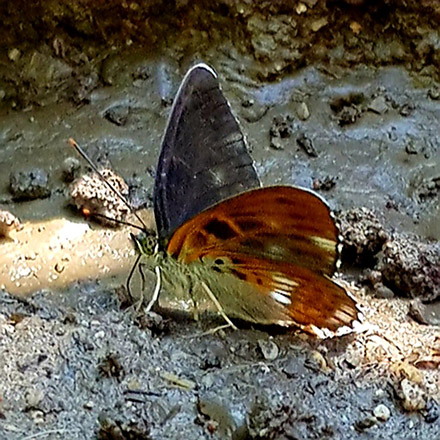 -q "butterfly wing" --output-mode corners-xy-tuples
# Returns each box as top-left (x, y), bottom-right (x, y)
(168, 186), (341, 276)
(195, 255), (357, 334)
(167, 186), (360, 333)
(154, 63), (260, 245)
